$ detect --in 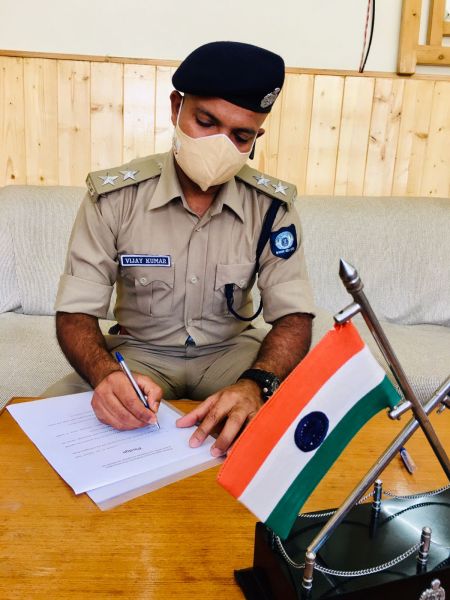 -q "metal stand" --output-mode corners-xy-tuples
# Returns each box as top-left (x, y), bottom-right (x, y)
(371, 479), (382, 513)
(299, 259), (450, 592)
(417, 527), (432, 568)
(336, 259), (450, 477)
